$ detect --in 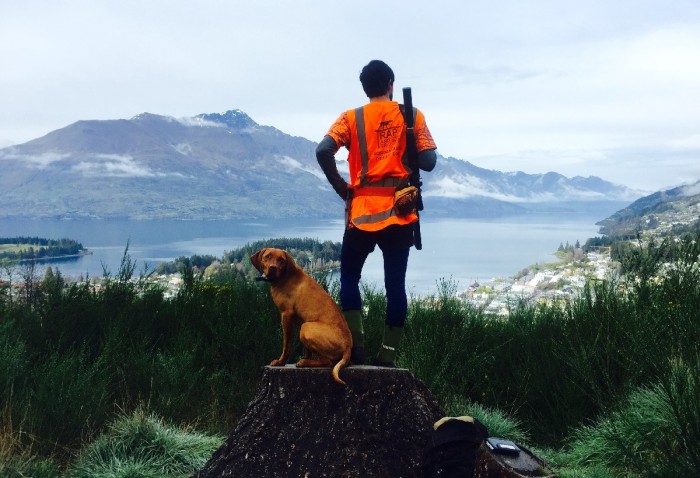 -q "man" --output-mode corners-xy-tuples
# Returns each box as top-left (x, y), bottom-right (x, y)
(316, 59), (437, 367)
